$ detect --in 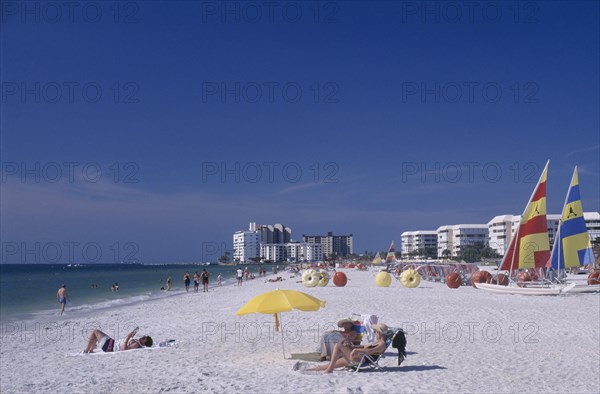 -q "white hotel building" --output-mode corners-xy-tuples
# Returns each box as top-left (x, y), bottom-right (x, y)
(488, 212), (600, 256)
(233, 230), (260, 263)
(400, 231), (438, 256)
(401, 212), (599, 259)
(234, 222), (324, 262)
(436, 224), (489, 258)
(261, 242), (323, 262)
